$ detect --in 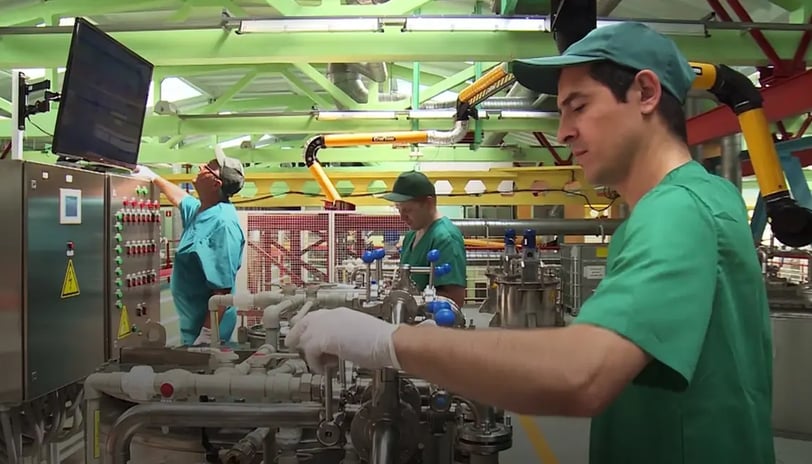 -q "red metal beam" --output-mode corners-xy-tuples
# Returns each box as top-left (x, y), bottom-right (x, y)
(686, 68), (812, 146)
(741, 147), (812, 176)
